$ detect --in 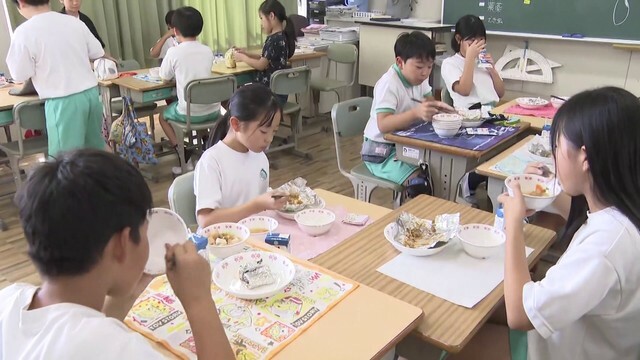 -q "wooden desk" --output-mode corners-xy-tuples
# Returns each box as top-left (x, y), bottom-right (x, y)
(0, 86), (39, 112)
(312, 195), (556, 354)
(476, 135), (534, 213)
(384, 123), (530, 201)
(146, 190), (421, 359)
(492, 100), (548, 132)
(315, 188), (391, 221)
(211, 61), (255, 75)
